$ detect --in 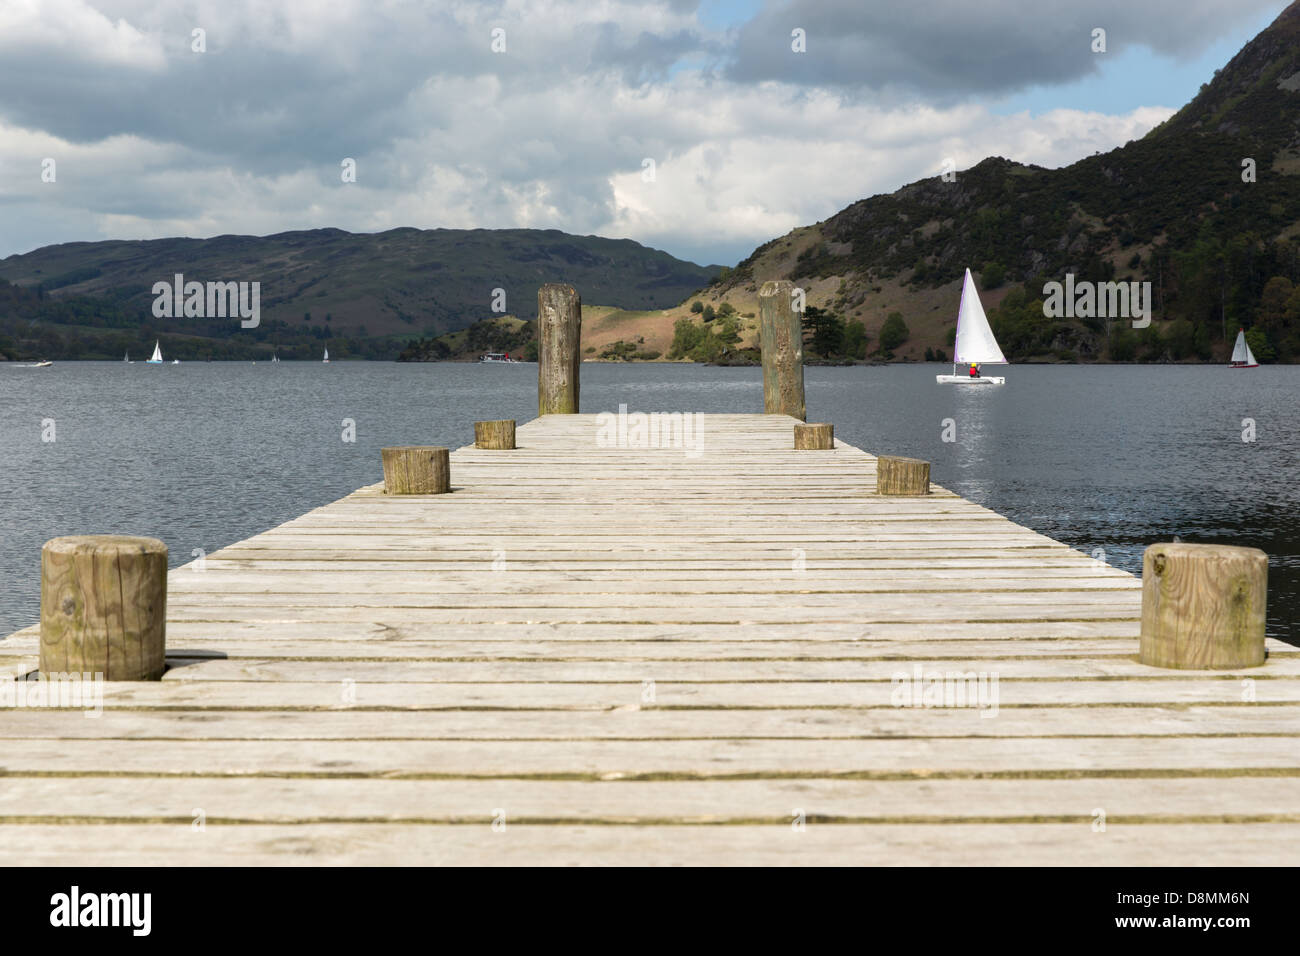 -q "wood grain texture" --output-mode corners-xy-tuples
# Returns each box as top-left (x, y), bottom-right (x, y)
(381, 447), (450, 495)
(758, 280), (805, 420)
(3, 414), (1297, 866)
(1141, 542), (1268, 669)
(474, 420), (516, 450)
(537, 283), (580, 414)
(794, 423), (834, 450)
(6, 823), (1297, 867)
(877, 456), (931, 496)
(39, 535), (166, 680)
